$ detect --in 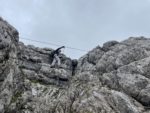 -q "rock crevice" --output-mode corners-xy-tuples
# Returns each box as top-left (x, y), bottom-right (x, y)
(0, 17), (150, 113)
